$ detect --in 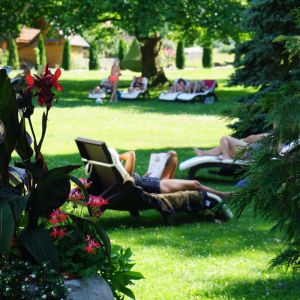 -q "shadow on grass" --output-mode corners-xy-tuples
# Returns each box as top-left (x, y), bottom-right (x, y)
(56, 79), (253, 116)
(202, 275), (300, 300)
